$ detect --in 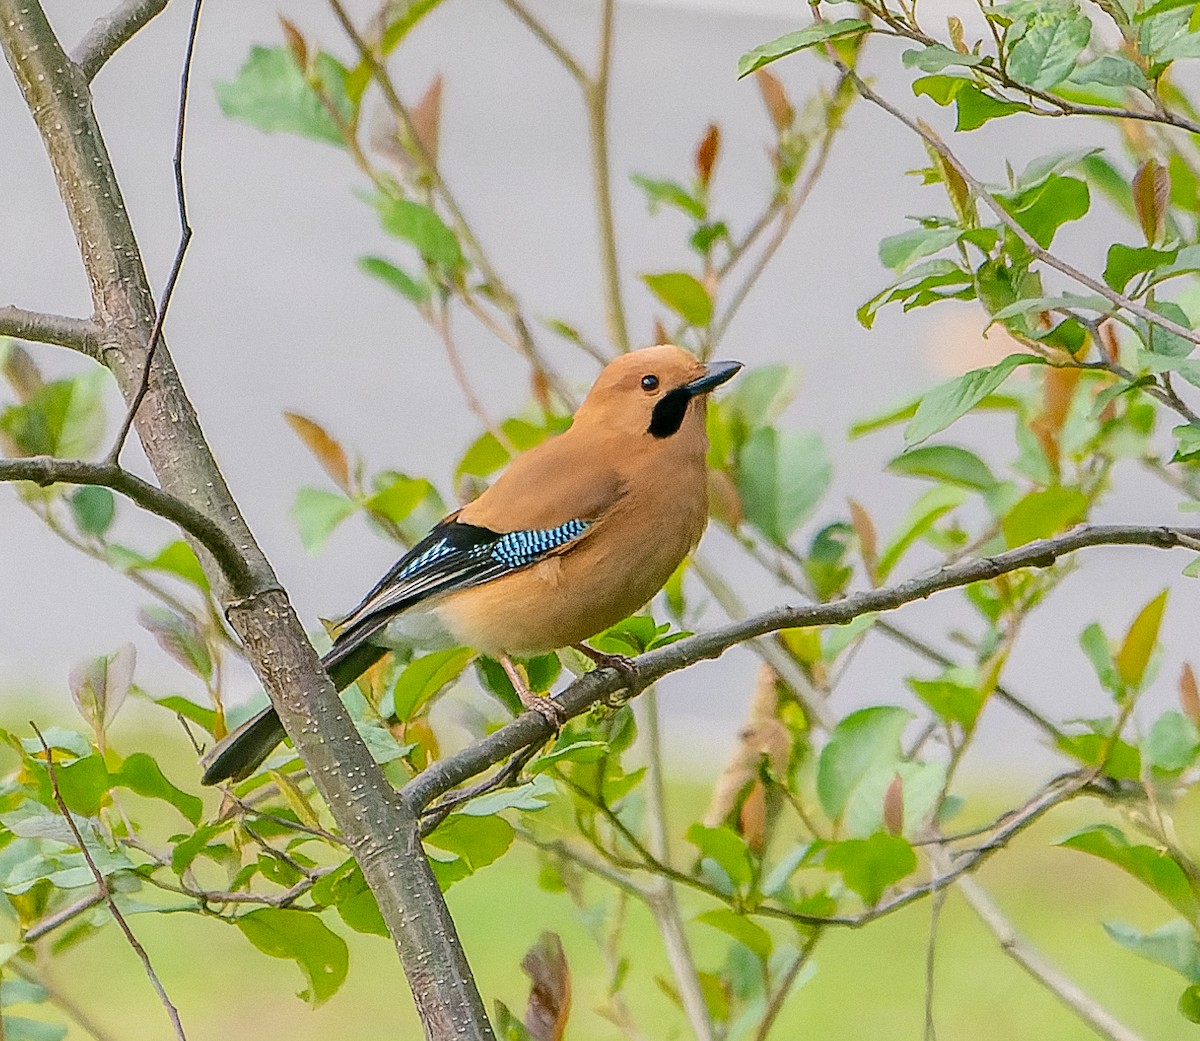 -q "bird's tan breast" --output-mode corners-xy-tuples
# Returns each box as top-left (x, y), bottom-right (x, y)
(433, 453), (708, 657)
